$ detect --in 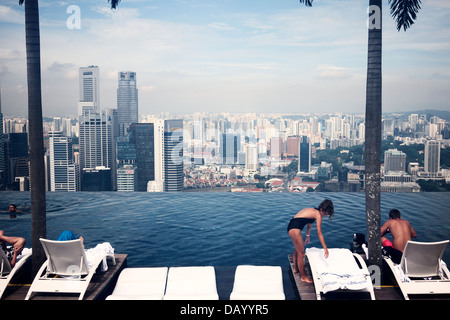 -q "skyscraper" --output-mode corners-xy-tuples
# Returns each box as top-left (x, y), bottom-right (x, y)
(0, 88), (5, 190)
(424, 140), (440, 177)
(245, 143), (258, 172)
(49, 131), (79, 191)
(129, 123), (155, 192)
(78, 66), (100, 113)
(78, 108), (116, 190)
(117, 71), (138, 136)
(164, 120), (184, 191)
(298, 136), (311, 173)
(220, 133), (241, 164)
(147, 118), (165, 192)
